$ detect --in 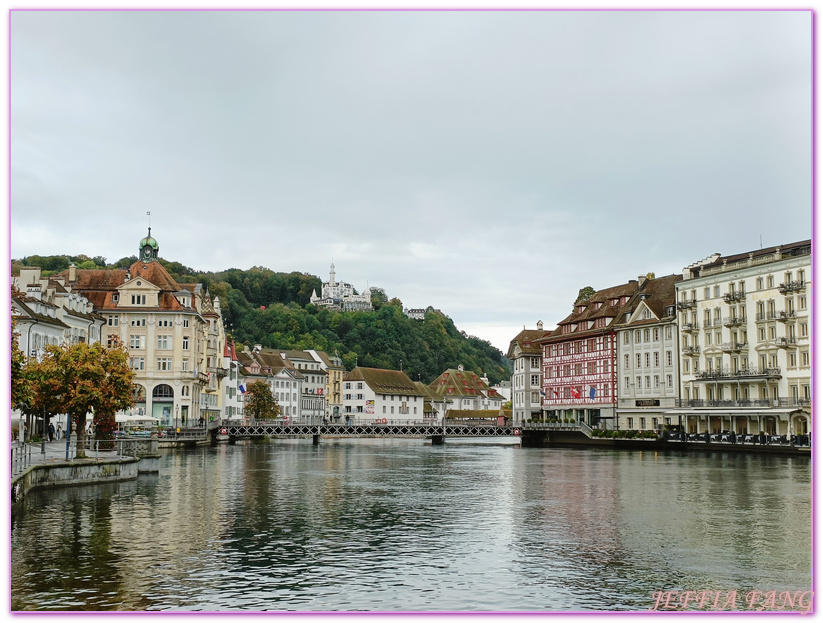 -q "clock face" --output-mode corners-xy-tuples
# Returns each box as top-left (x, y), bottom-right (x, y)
(141, 244), (153, 260)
